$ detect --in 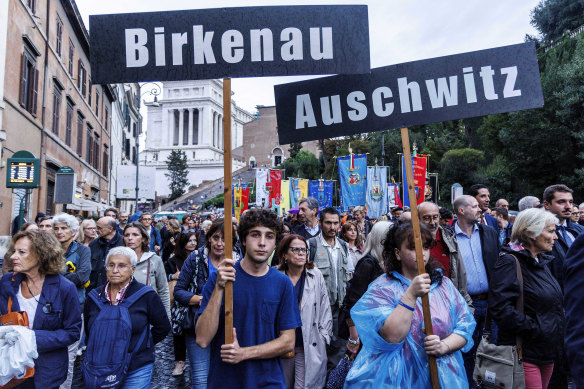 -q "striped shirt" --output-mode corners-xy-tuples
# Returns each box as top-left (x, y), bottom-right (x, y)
(455, 223), (489, 295)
